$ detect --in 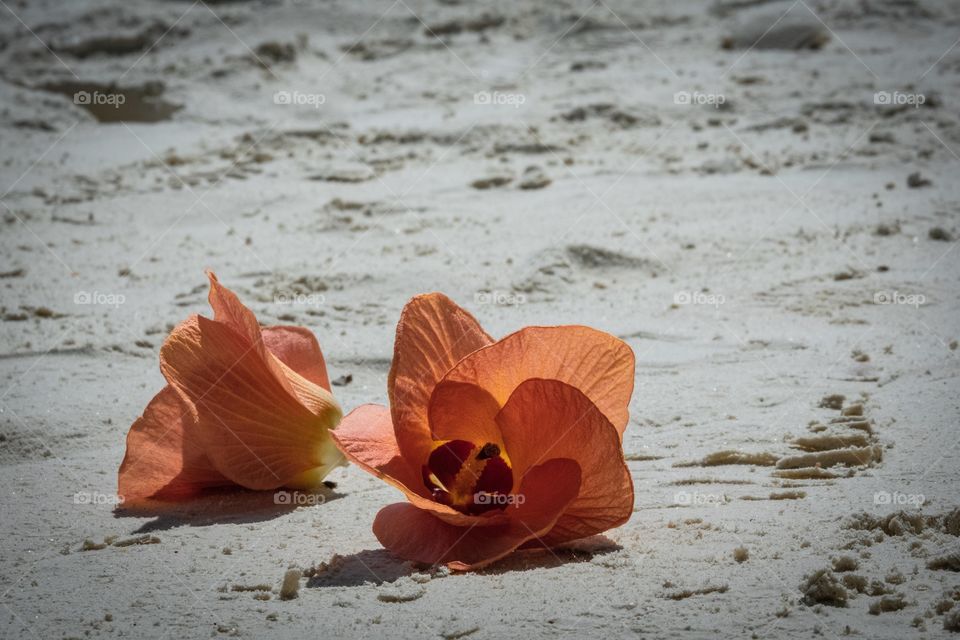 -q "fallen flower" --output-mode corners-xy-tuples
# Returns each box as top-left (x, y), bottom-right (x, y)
(118, 272), (343, 503)
(332, 293), (635, 570)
